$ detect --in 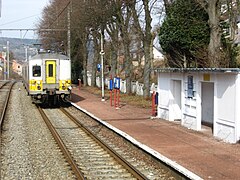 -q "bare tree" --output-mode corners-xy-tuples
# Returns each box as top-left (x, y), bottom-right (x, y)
(196, 0), (222, 67)
(106, 21), (120, 78)
(131, 0), (154, 98)
(118, 2), (133, 94)
(37, 0), (70, 52)
(37, 0), (164, 96)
